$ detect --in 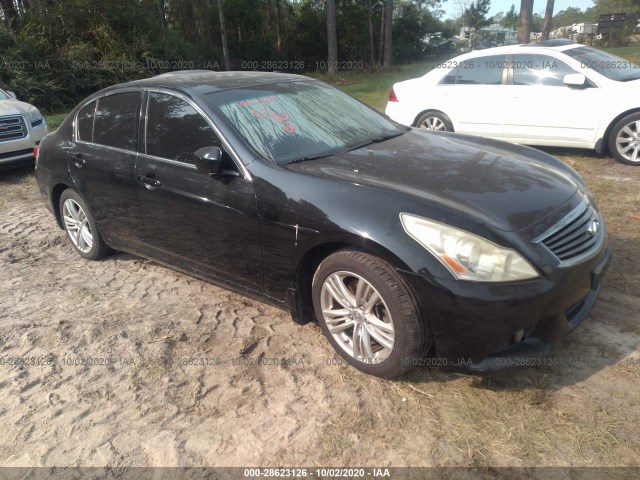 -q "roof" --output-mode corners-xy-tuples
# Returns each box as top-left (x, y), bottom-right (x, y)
(522, 39), (577, 47)
(455, 41), (583, 59)
(110, 71), (308, 96)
